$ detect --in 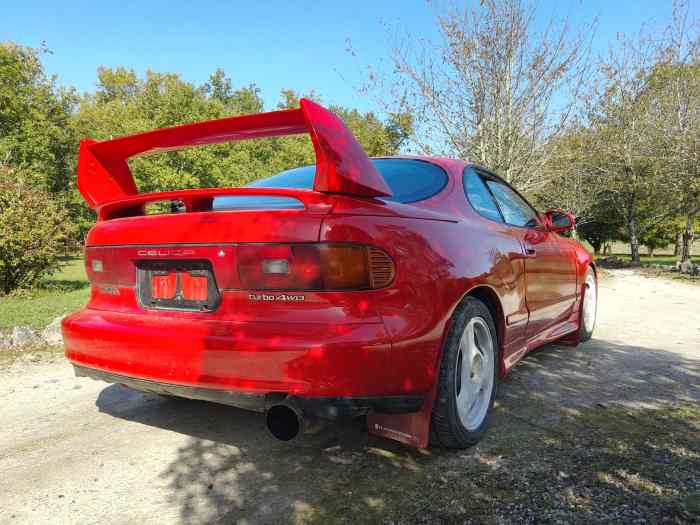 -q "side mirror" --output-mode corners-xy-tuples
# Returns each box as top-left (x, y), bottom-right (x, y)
(544, 210), (576, 233)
